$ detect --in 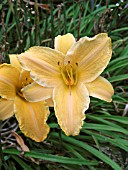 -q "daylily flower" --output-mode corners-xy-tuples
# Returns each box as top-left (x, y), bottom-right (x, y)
(18, 33), (114, 136)
(0, 55), (51, 142)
